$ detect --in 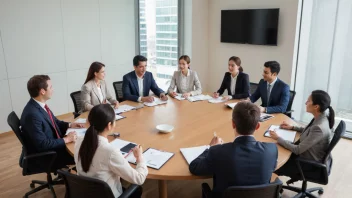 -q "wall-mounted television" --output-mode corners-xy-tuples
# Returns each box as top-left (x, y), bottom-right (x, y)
(221, 8), (279, 46)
